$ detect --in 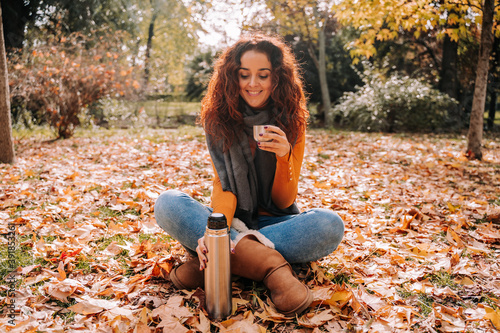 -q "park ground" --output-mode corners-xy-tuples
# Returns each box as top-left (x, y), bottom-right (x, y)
(1, 127), (500, 332)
